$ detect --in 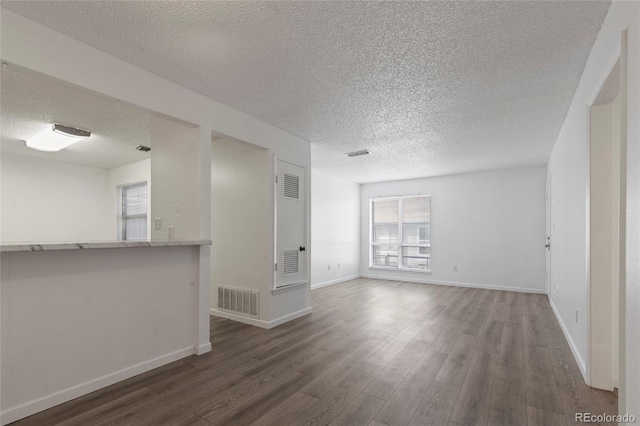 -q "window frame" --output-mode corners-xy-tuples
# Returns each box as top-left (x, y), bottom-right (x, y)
(369, 194), (431, 273)
(117, 181), (148, 241)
